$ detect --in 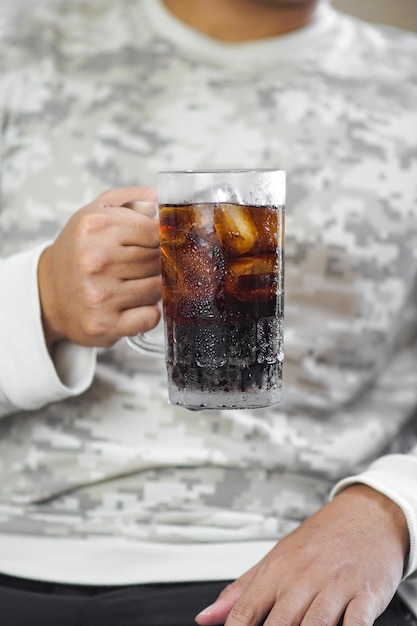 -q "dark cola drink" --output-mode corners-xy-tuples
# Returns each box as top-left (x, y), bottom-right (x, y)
(159, 200), (284, 410)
